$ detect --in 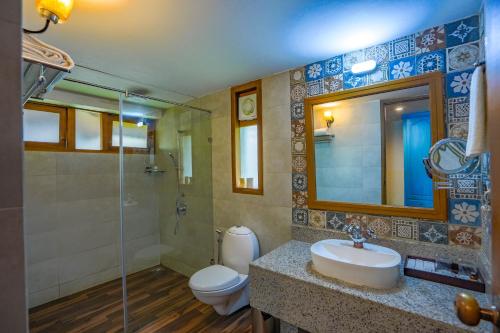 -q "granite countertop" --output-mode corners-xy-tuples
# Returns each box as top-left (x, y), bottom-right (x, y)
(250, 240), (491, 333)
